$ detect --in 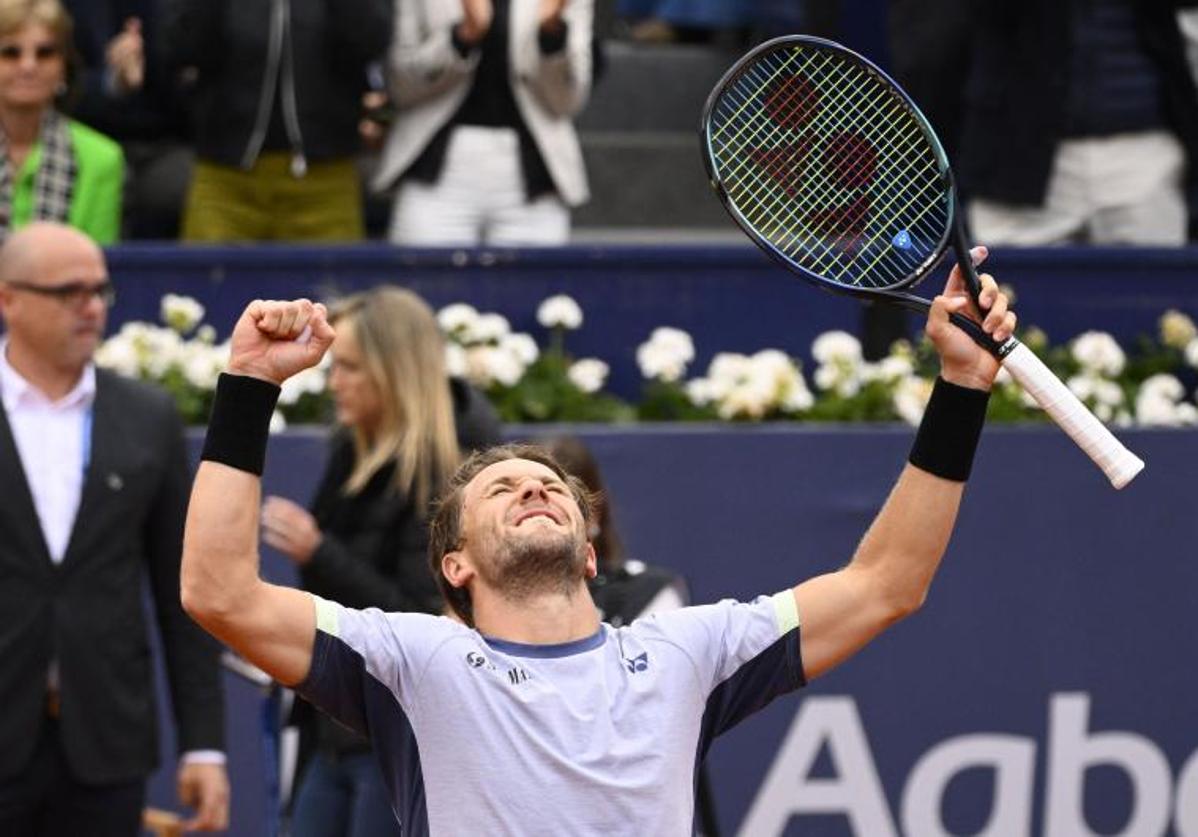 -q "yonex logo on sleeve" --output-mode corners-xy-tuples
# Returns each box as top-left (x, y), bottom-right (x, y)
(624, 652), (649, 673)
